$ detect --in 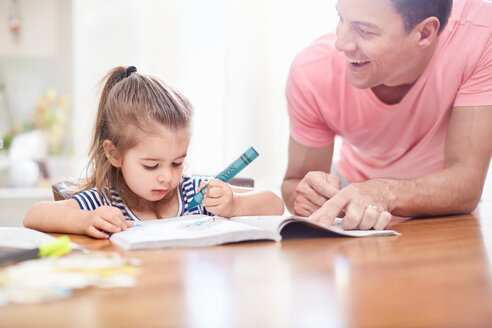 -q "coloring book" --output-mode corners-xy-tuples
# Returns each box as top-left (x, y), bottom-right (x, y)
(110, 215), (400, 250)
